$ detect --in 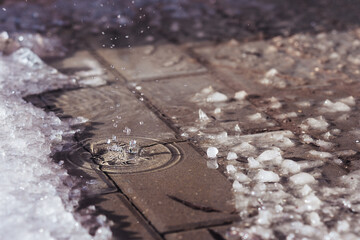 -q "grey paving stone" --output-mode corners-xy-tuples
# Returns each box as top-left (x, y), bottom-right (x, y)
(93, 43), (207, 81)
(108, 142), (239, 233)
